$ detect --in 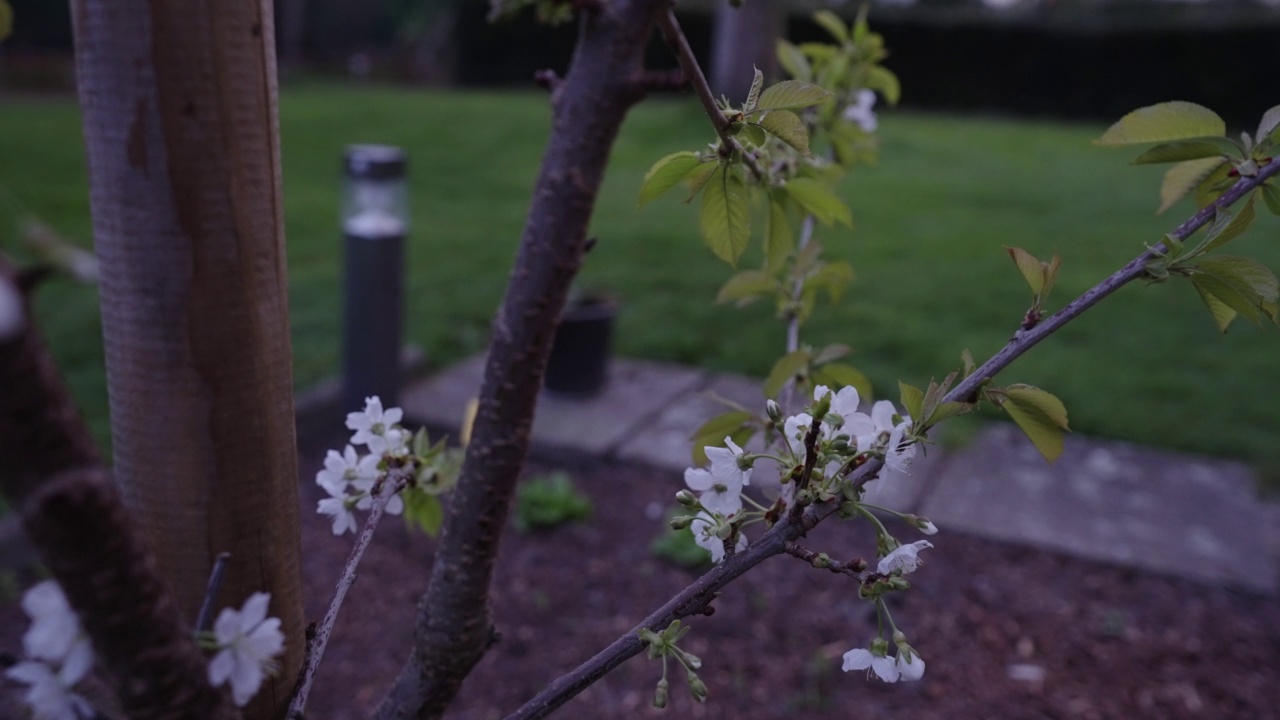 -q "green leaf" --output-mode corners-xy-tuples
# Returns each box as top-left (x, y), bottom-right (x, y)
(765, 197), (794, 271)
(757, 80), (831, 112)
(1257, 104), (1280, 145)
(757, 110), (811, 156)
(637, 151), (702, 209)
(813, 9), (849, 43)
(1194, 195), (1256, 256)
(764, 349), (812, 399)
(402, 488), (444, 536)
(744, 66), (764, 112)
(699, 167), (751, 265)
(1159, 157), (1225, 214)
(926, 401), (972, 428)
(812, 363), (872, 402)
(806, 260), (855, 301)
(776, 40), (811, 82)
(716, 269), (776, 306)
(1191, 274), (1256, 329)
(898, 382), (923, 421)
(690, 410), (754, 465)
(1194, 159), (1235, 209)
(0, 0), (11, 41)
(1198, 255), (1280, 307)
(742, 123), (768, 148)
(784, 177), (852, 227)
(1131, 138), (1235, 165)
(1096, 101), (1226, 147)
(1261, 184), (1280, 217)
(812, 343), (851, 365)
(864, 66), (900, 105)
(1191, 277), (1239, 332)
(1002, 385), (1070, 463)
(684, 161), (719, 203)
(1005, 246), (1046, 295)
